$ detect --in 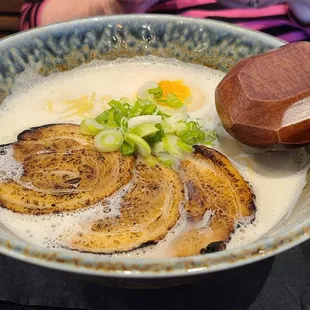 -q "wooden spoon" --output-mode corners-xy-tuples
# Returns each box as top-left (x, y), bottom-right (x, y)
(215, 41), (310, 149)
